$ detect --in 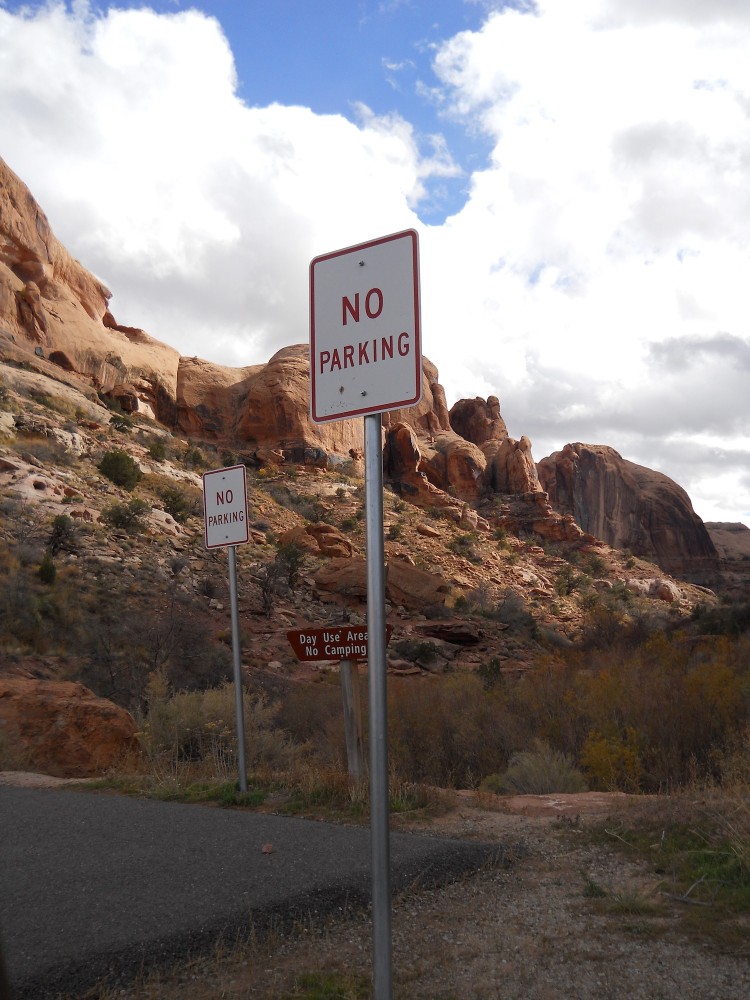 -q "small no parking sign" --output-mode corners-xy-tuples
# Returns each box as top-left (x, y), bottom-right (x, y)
(202, 465), (249, 549)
